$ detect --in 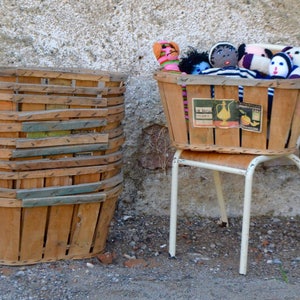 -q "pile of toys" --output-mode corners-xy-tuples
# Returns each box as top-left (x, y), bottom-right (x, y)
(153, 41), (300, 79)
